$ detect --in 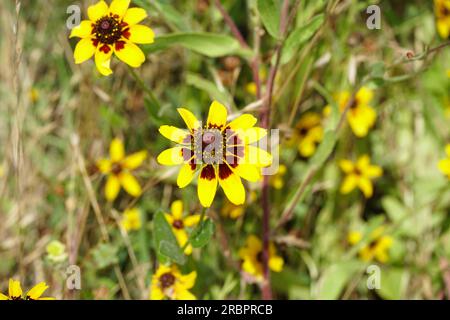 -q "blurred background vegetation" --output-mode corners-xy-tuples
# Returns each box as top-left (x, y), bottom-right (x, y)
(0, 0), (449, 299)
